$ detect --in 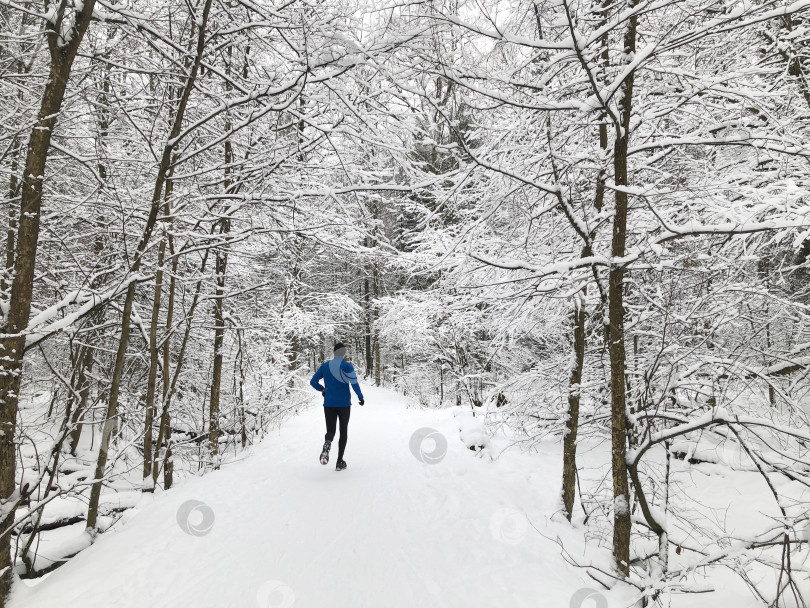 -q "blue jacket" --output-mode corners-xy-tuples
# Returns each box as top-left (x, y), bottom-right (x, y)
(310, 356), (364, 407)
